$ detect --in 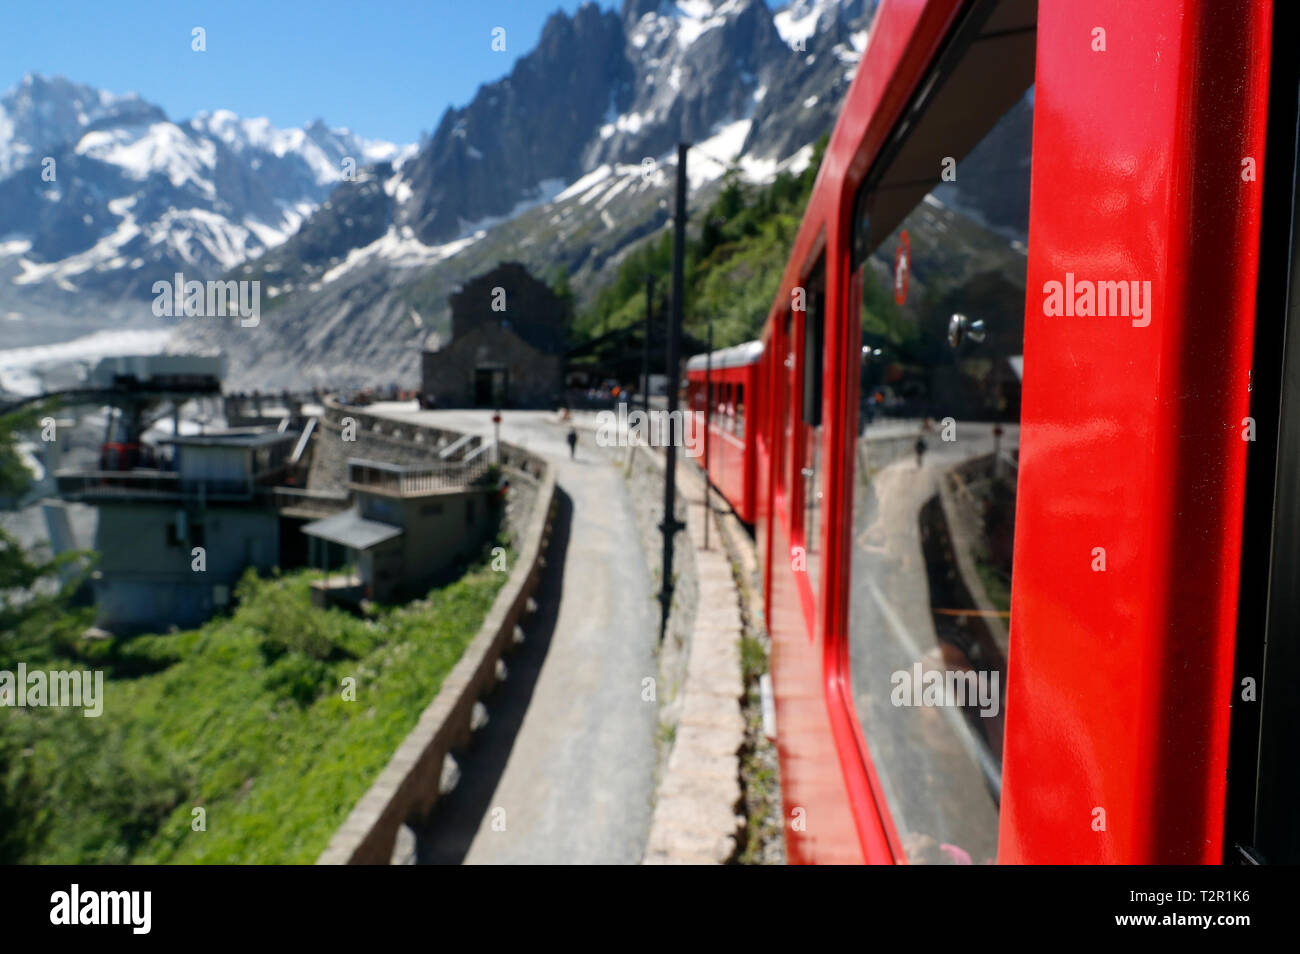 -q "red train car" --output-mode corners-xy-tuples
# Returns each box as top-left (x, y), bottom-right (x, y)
(754, 0), (1297, 864)
(684, 341), (762, 523)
